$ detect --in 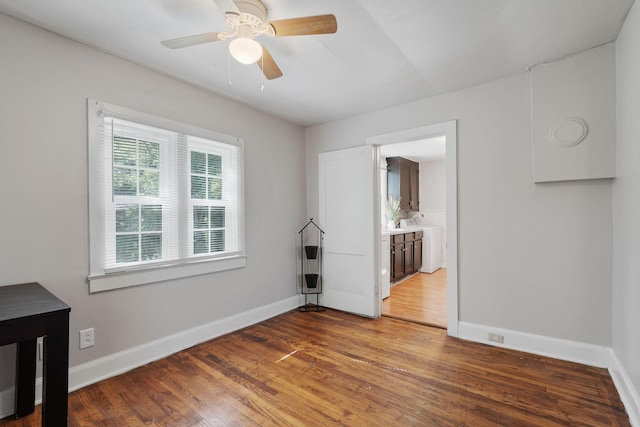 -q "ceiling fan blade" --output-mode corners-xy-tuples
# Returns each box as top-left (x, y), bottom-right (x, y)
(258, 46), (283, 80)
(268, 14), (337, 37)
(212, 0), (240, 15)
(161, 32), (223, 49)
